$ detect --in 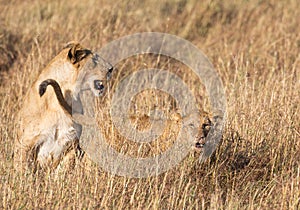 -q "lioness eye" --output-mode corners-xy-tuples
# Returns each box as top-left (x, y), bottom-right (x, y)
(92, 54), (99, 65)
